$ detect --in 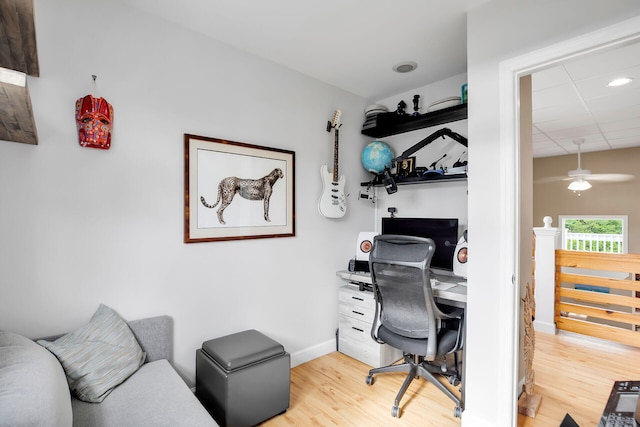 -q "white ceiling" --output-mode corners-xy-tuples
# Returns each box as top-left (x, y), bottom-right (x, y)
(122, 0), (489, 100)
(532, 41), (640, 158)
(123, 0), (640, 158)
